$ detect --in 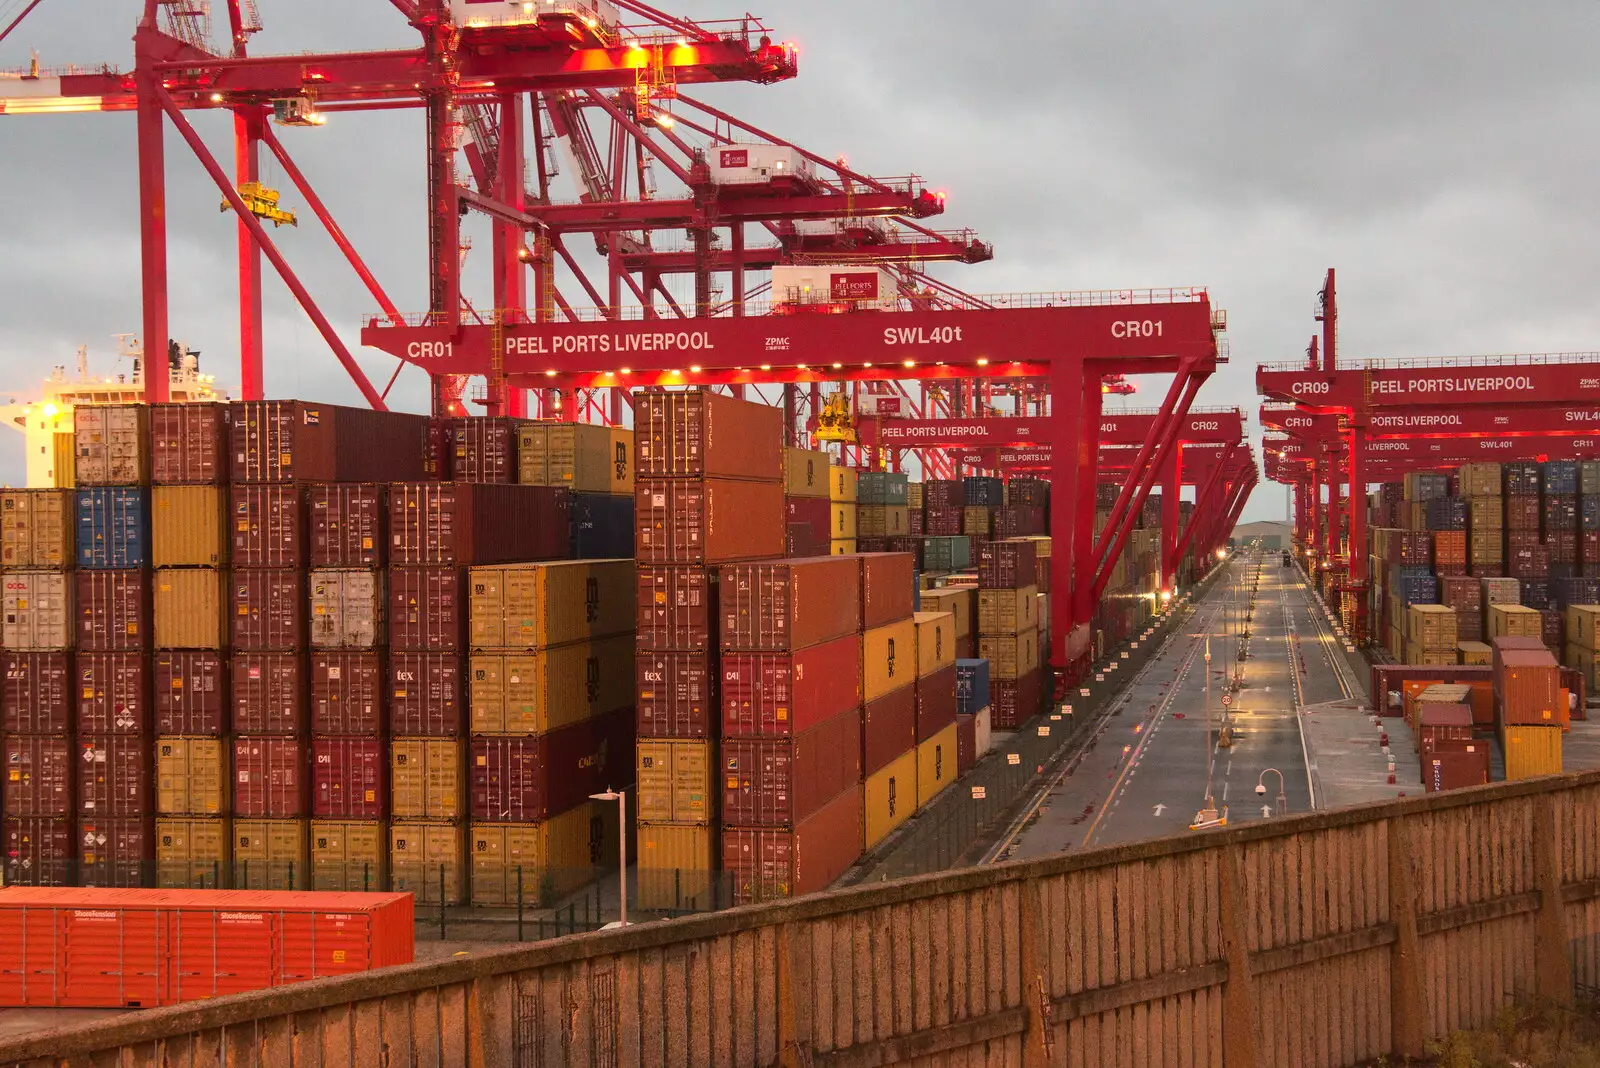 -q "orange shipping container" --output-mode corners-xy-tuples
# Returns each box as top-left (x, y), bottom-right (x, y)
(913, 611), (956, 678)
(1433, 530), (1466, 565)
